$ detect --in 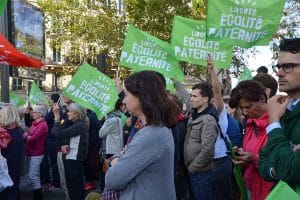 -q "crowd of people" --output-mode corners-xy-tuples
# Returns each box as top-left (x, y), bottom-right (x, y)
(0, 38), (300, 200)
